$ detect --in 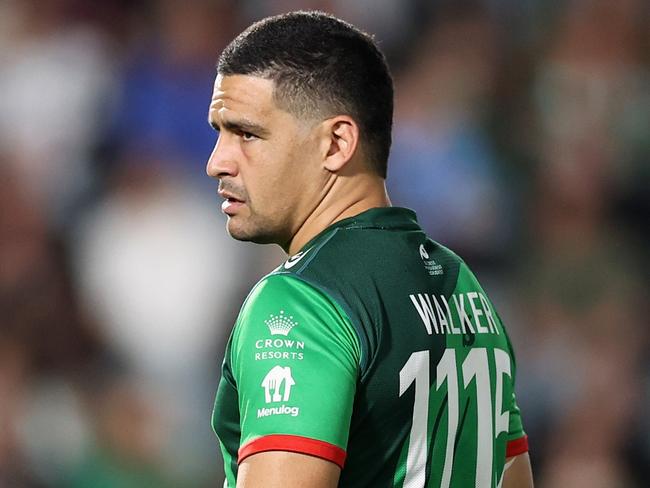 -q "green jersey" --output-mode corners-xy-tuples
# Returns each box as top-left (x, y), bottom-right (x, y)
(212, 207), (528, 487)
